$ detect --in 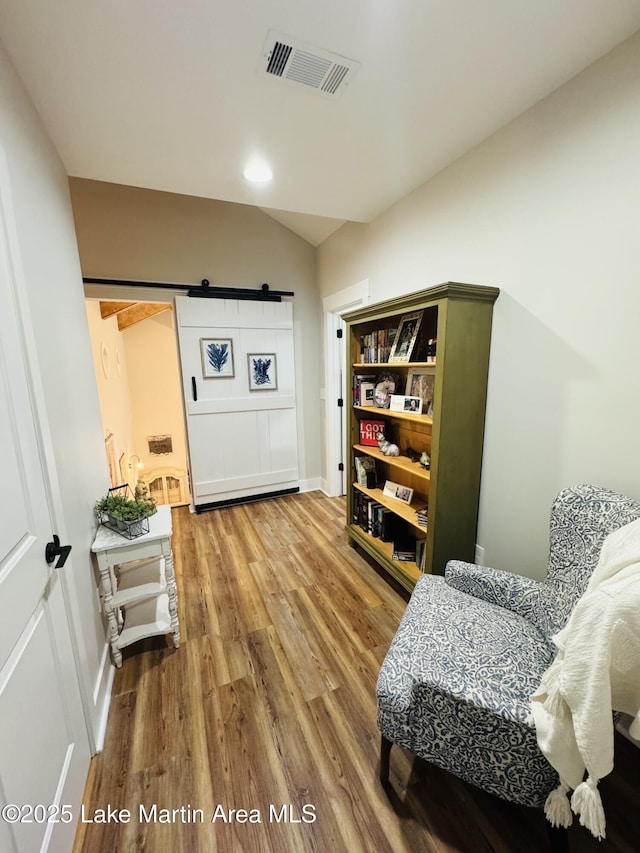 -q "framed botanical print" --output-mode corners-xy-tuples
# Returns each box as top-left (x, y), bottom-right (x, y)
(201, 338), (234, 378)
(247, 353), (277, 390)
